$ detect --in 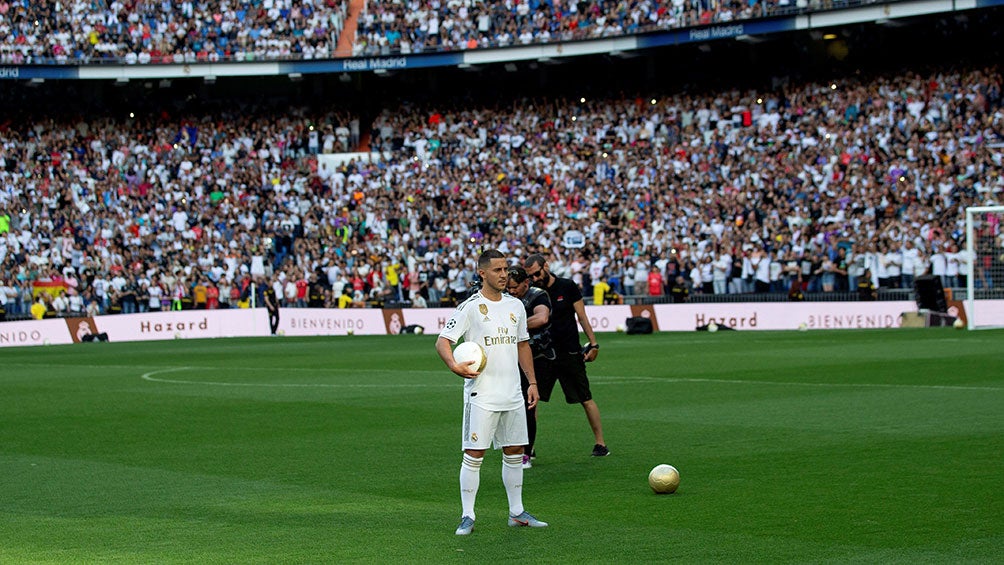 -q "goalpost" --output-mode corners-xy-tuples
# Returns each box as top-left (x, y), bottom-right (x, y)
(964, 206), (1004, 329)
